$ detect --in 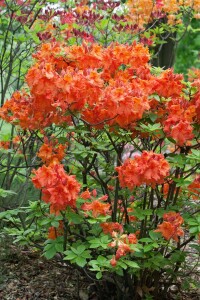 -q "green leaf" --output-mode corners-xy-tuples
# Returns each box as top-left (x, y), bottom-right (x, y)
(148, 113), (158, 122)
(149, 231), (161, 240)
(0, 188), (16, 198)
(138, 123), (162, 133)
(40, 219), (51, 226)
(97, 255), (107, 264)
(117, 261), (127, 269)
(96, 272), (102, 279)
(81, 251), (91, 259)
(64, 251), (77, 260)
(125, 261), (140, 268)
(173, 178), (192, 187)
(44, 245), (57, 259)
(51, 221), (59, 227)
(66, 211), (83, 224)
(89, 235), (111, 249)
(189, 226), (198, 234)
(75, 257), (87, 267)
(77, 245), (86, 254)
(187, 219), (198, 226)
(187, 149), (200, 162)
(139, 238), (153, 243)
(144, 244), (155, 252)
(71, 247), (79, 255)
(55, 243), (63, 252)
